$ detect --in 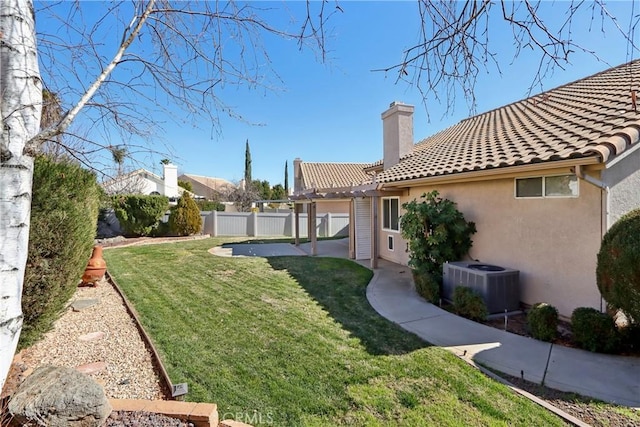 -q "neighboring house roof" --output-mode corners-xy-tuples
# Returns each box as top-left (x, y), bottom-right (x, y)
(378, 60), (640, 183)
(179, 173), (235, 194)
(299, 162), (373, 190)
